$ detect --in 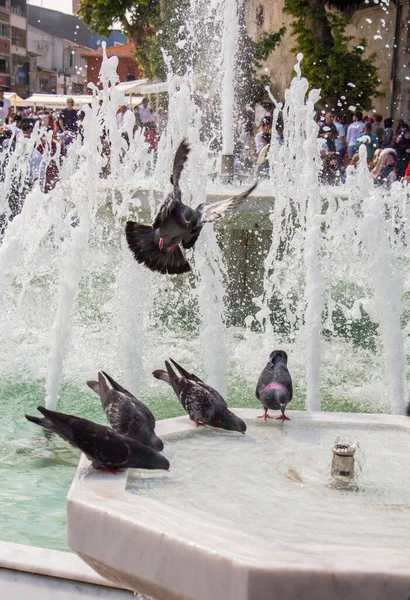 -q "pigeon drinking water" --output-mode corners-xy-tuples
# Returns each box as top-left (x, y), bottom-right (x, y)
(125, 139), (257, 275)
(25, 407), (170, 472)
(87, 371), (164, 451)
(255, 350), (293, 421)
(153, 358), (246, 433)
